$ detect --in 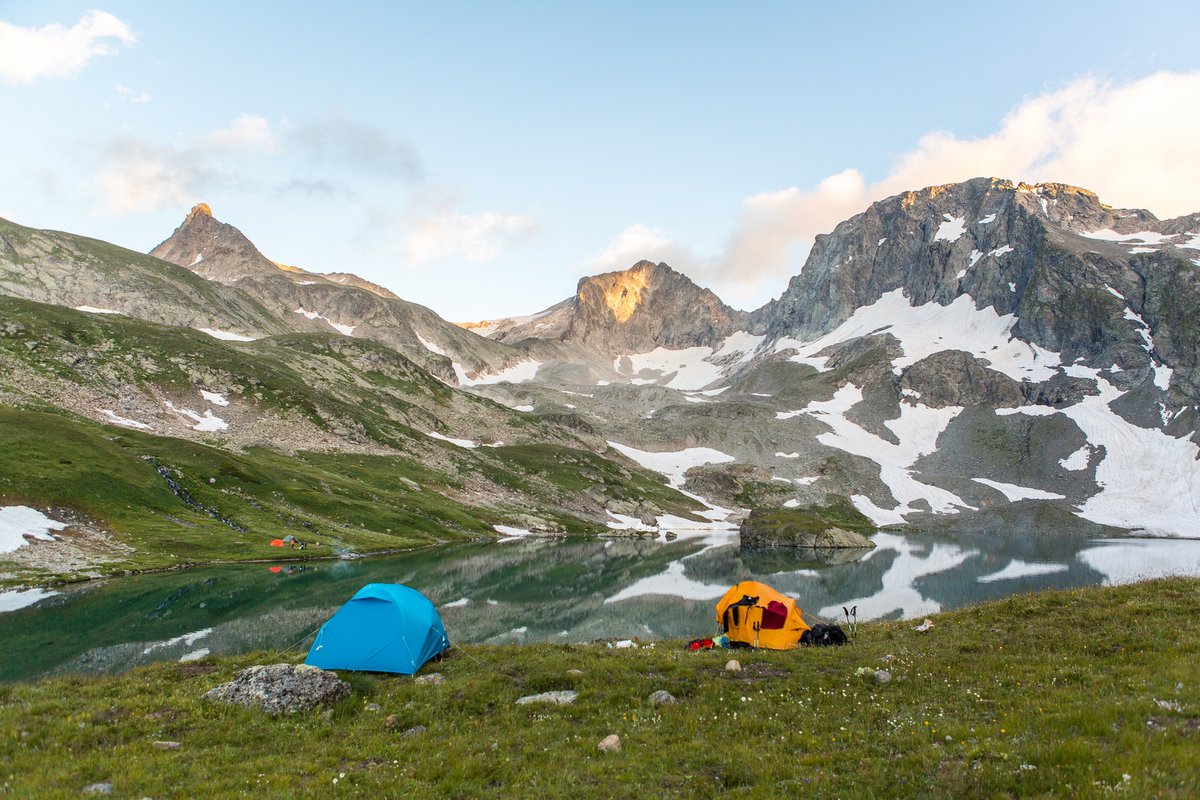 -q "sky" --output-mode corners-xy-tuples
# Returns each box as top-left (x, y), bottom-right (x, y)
(3, 1), (1200, 321)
